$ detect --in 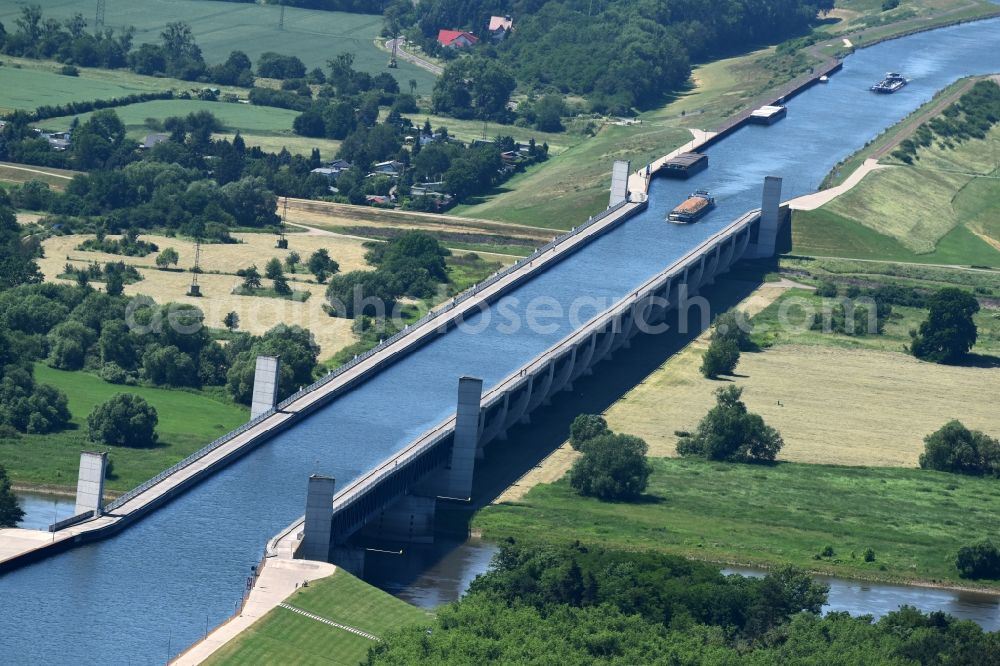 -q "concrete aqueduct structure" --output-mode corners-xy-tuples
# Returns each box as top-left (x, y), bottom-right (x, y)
(270, 174), (788, 572)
